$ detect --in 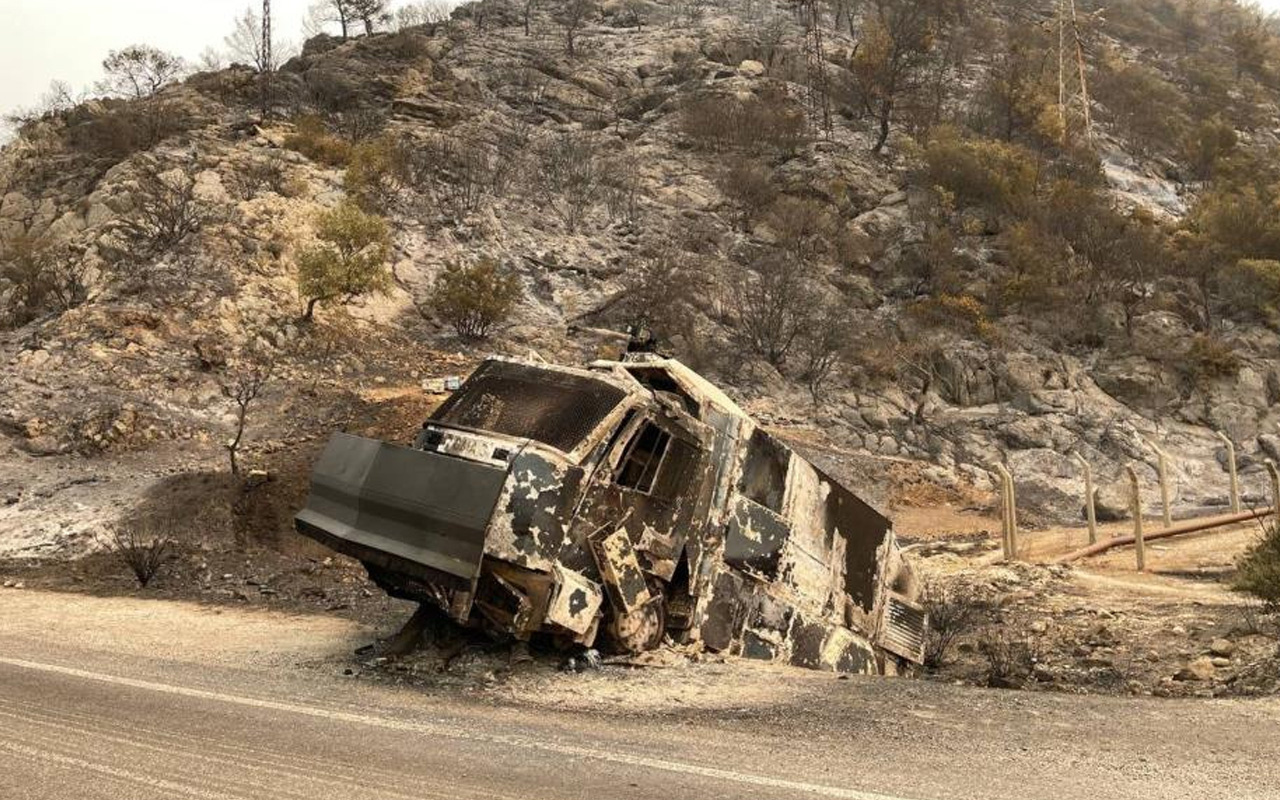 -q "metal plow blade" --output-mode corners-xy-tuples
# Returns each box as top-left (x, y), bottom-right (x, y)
(296, 433), (507, 582)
